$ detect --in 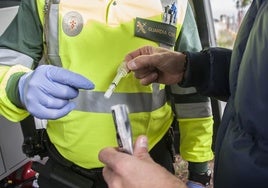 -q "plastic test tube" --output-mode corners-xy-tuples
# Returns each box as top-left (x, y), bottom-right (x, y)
(104, 62), (129, 99)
